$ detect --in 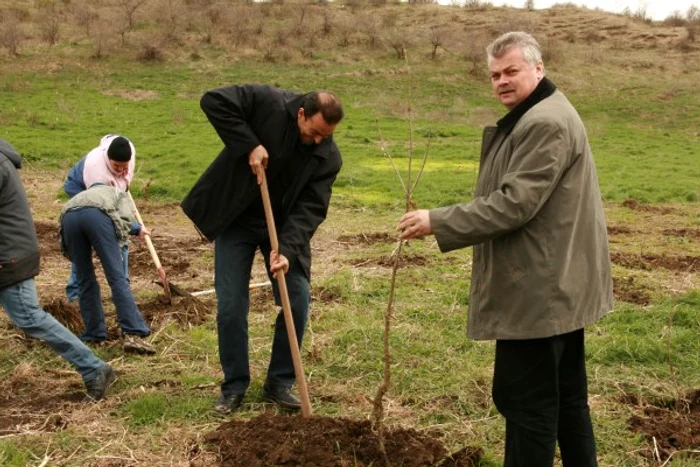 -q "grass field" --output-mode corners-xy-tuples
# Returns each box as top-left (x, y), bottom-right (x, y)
(1, 2), (699, 466)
